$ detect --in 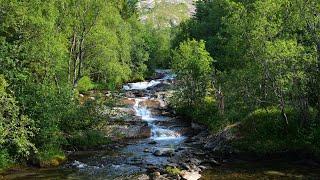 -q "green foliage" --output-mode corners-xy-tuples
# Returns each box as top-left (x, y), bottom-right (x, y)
(0, 0), (150, 168)
(37, 145), (65, 167)
(0, 76), (36, 161)
(165, 166), (181, 176)
(173, 0), (320, 157)
(172, 39), (213, 107)
(67, 130), (110, 150)
(0, 150), (11, 170)
(145, 27), (173, 69)
(234, 107), (320, 155)
(77, 76), (94, 93)
(62, 97), (105, 132)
